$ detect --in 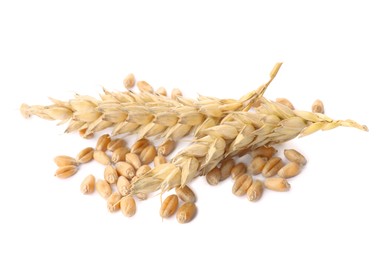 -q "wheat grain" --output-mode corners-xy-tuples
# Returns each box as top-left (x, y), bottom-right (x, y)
(246, 180), (263, 201)
(123, 73), (135, 89)
(175, 185), (196, 203)
(96, 179), (112, 199)
(54, 155), (78, 167)
(278, 162), (302, 178)
(284, 149), (307, 165)
(76, 147), (94, 164)
(130, 138), (150, 154)
(158, 139), (176, 156)
(55, 165), (78, 178)
(139, 145), (156, 164)
(232, 174), (253, 196)
(159, 194), (179, 218)
(262, 157), (284, 177)
(176, 202), (197, 224)
(120, 196), (136, 217)
(264, 177), (291, 192)
(93, 150), (111, 165)
(135, 165), (151, 178)
(107, 192), (122, 212)
(117, 176), (131, 196)
(125, 153), (142, 170)
(312, 99), (324, 113)
(95, 134), (111, 151)
(230, 163), (247, 179)
(107, 138), (127, 152)
(219, 158), (235, 181)
(206, 167), (221, 186)
(80, 174), (95, 194)
(248, 156), (268, 175)
(154, 155), (167, 166)
(111, 147), (130, 163)
(115, 162), (135, 180)
(104, 165), (118, 184)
